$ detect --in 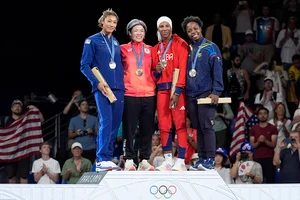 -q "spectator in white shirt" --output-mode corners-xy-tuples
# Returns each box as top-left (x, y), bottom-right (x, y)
(32, 142), (61, 184)
(276, 17), (300, 71)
